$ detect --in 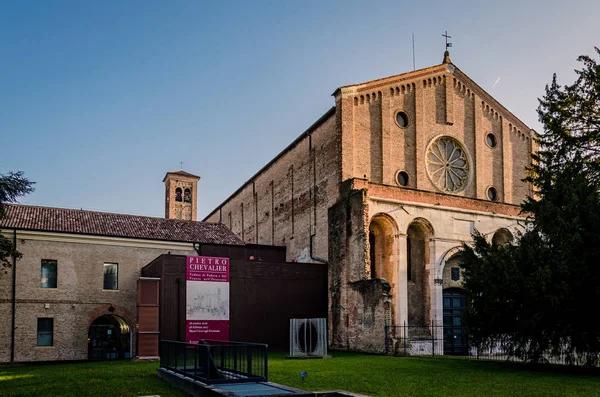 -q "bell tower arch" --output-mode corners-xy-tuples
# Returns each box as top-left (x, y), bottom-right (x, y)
(163, 170), (201, 221)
